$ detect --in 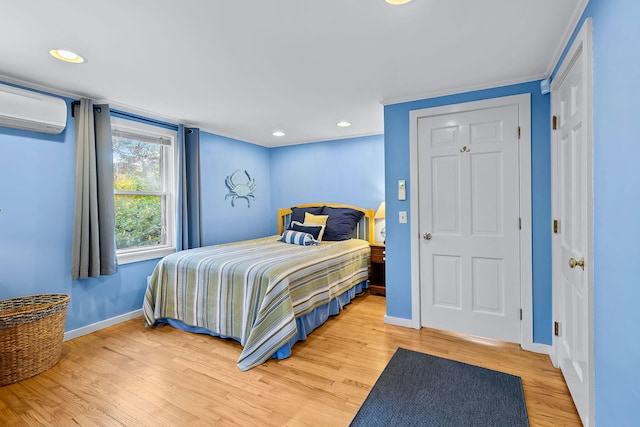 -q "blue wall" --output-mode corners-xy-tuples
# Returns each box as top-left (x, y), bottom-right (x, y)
(0, 90), (382, 333)
(199, 132), (271, 245)
(269, 134), (385, 233)
(383, 81), (552, 344)
(0, 102), (158, 330)
(4, 2), (638, 422)
(557, 1), (640, 425)
(0, 93), (272, 332)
